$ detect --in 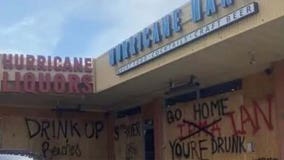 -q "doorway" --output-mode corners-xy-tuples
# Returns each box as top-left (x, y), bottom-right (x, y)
(144, 119), (154, 160)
